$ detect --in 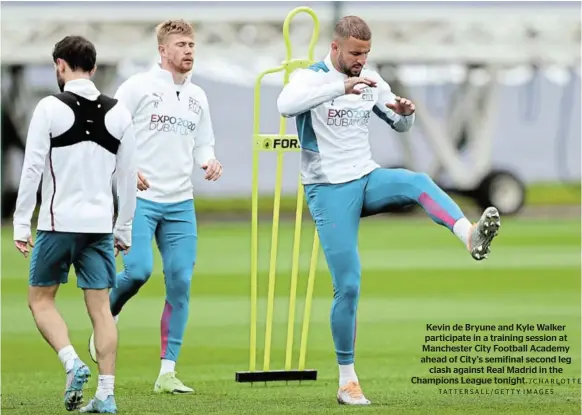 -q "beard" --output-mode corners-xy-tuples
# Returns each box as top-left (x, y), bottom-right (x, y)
(171, 58), (193, 74)
(338, 55), (362, 77)
(56, 70), (65, 92)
